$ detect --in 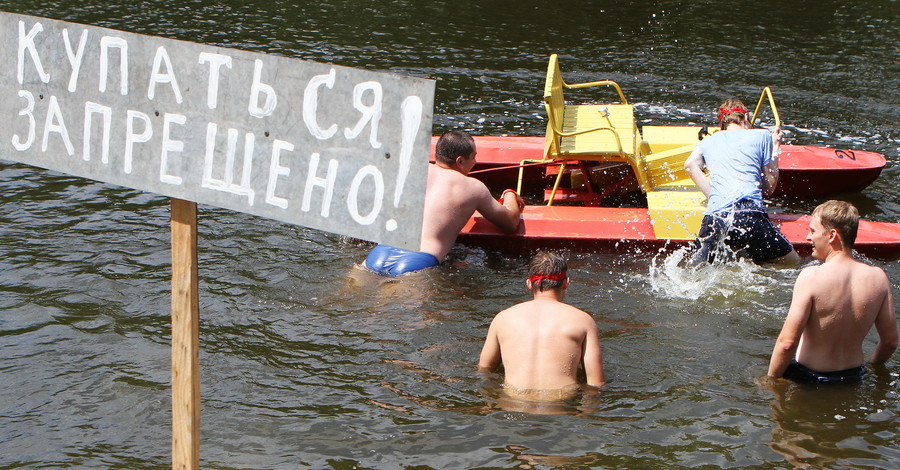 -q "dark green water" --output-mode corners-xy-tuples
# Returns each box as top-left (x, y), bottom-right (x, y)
(1, 1), (898, 468)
